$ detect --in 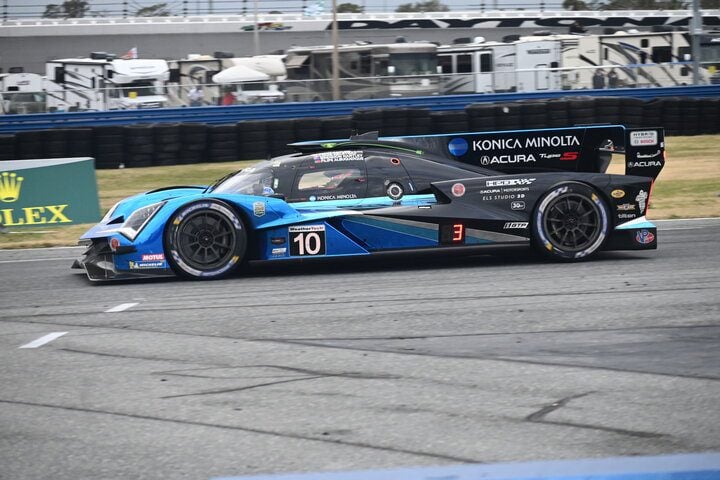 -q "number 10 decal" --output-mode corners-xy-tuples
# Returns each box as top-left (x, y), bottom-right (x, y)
(289, 225), (327, 256)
